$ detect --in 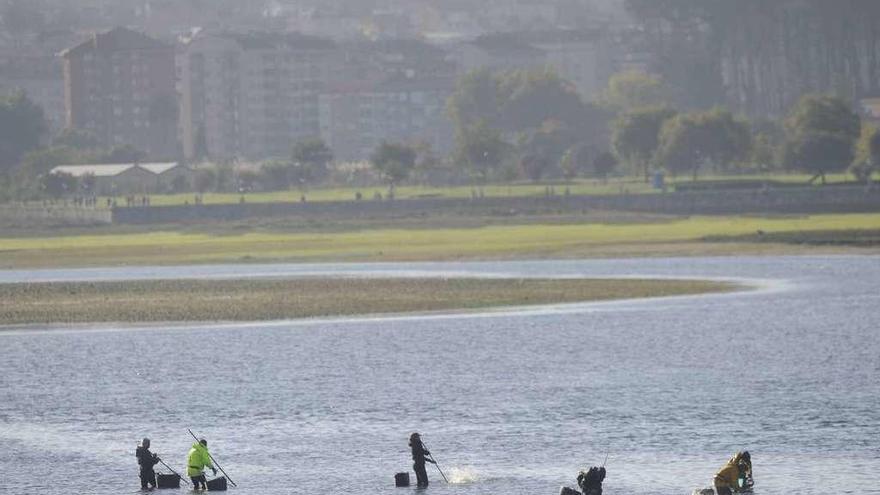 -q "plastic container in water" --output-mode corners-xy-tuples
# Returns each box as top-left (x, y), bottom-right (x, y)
(395, 472), (410, 487)
(206, 476), (228, 491)
(155, 473), (180, 489)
